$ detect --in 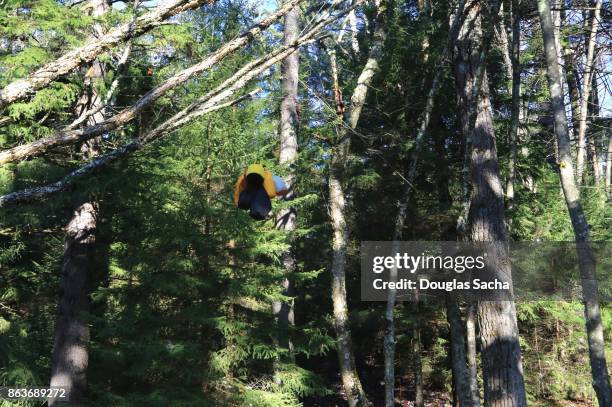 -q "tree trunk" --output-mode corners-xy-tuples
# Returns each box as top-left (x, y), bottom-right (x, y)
(466, 303), (480, 407)
(1, 1), (362, 206)
(413, 308), (424, 407)
(453, 2), (527, 406)
(606, 132), (612, 199)
(506, 0), (520, 206)
(447, 298), (474, 407)
(0, 0), (210, 109)
(49, 2), (110, 403)
(48, 202), (98, 406)
(383, 3), (467, 404)
(328, 1), (390, 405)
(587, 64), (601, 185)
(576, 0), (603, 183)
(536, 1), (611, 405)
(273, 0), (299, 371)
